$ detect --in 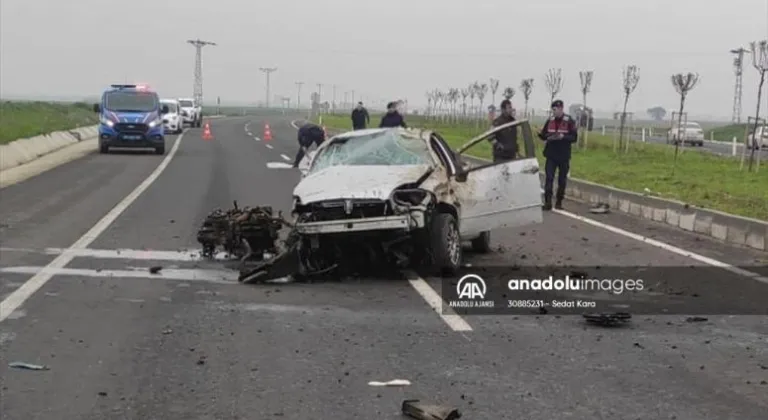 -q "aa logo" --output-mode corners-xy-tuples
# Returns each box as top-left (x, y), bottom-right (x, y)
(456, 274), (486, 299)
